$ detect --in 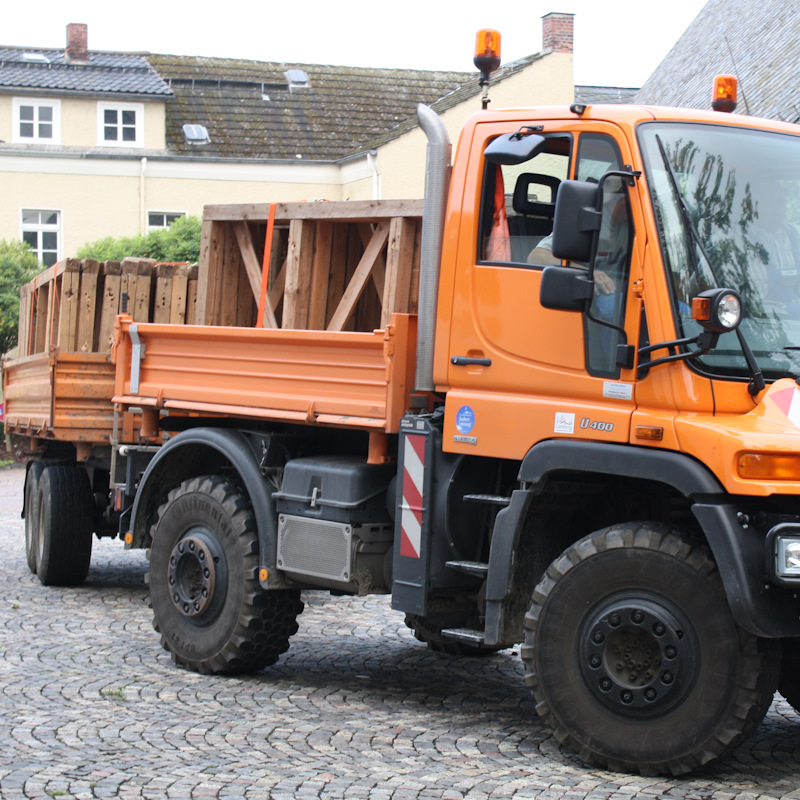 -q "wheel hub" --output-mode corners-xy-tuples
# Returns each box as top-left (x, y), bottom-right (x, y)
(579, 596), (697, 717)
(168, 533), (218, 617)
